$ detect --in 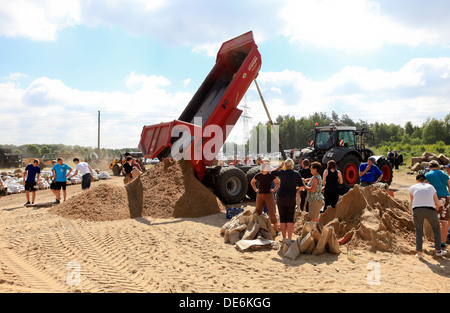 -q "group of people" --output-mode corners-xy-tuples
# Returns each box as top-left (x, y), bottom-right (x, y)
(249, 155), (450, 258)
(250, 158), (343, 240)
(20, 157), (94, 205)
(121, 155), (143, 184)
(387, 149), (401, 170)
(409, 160), (450, 258)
